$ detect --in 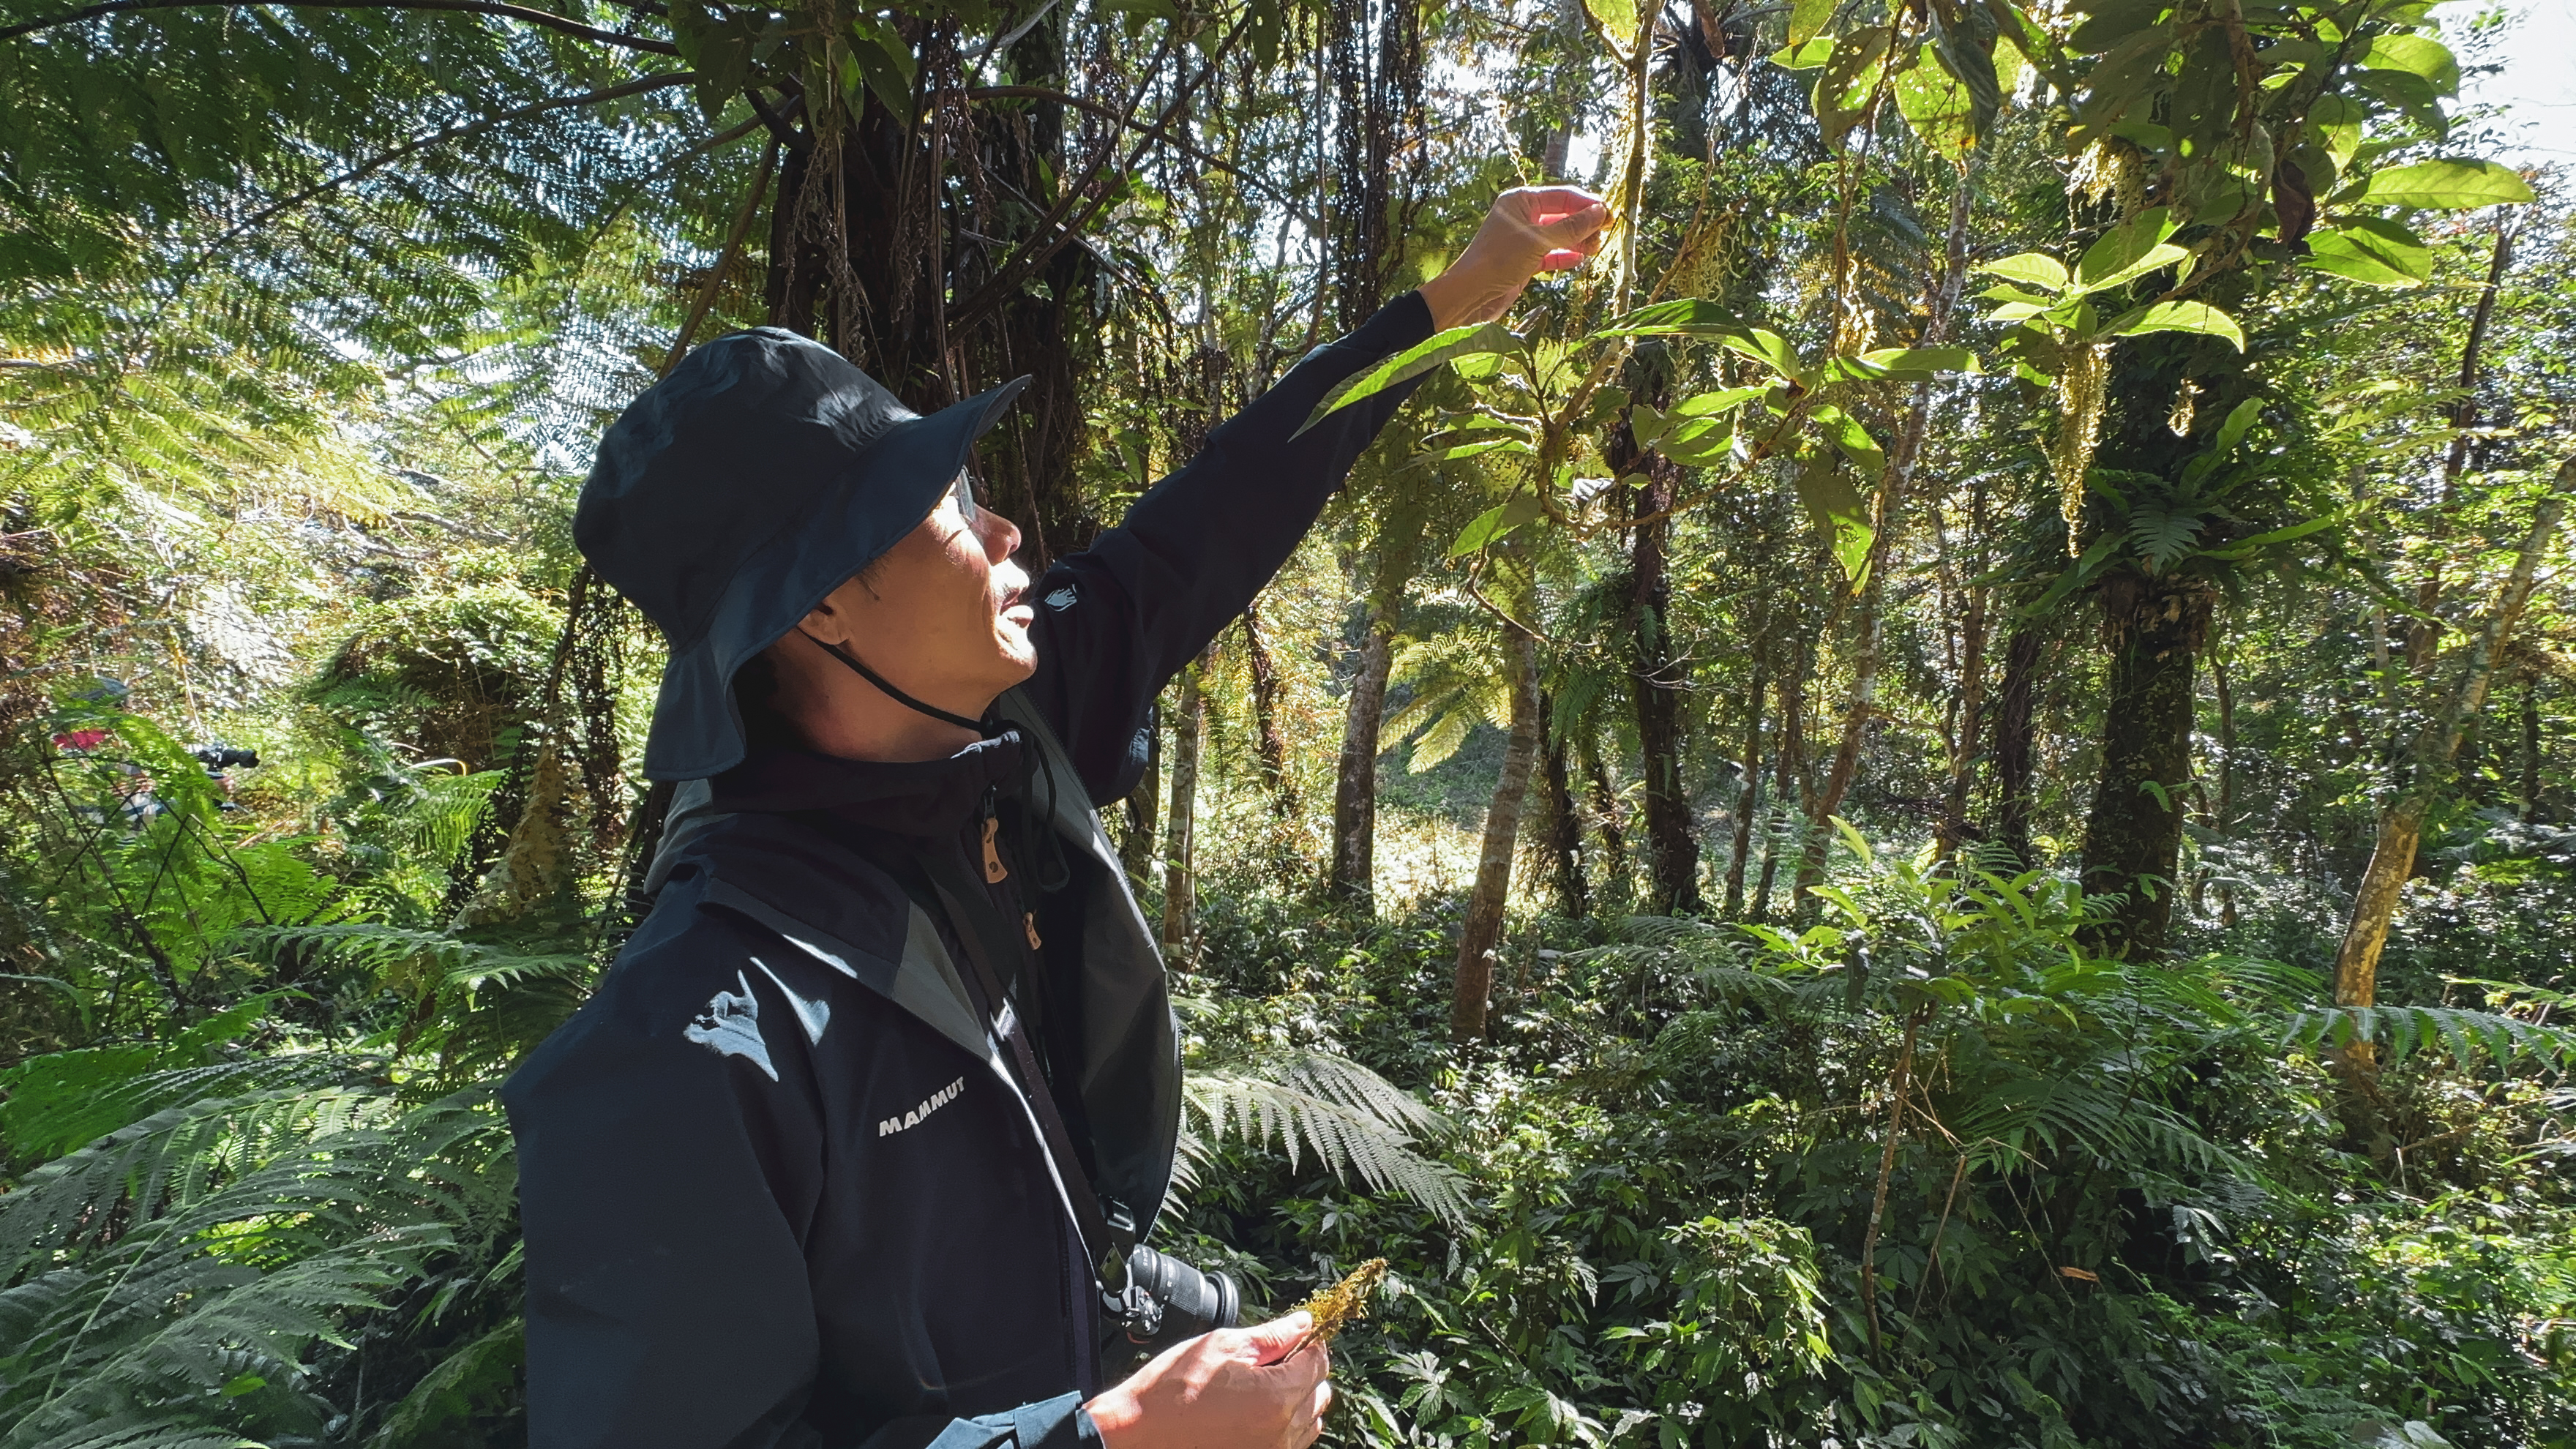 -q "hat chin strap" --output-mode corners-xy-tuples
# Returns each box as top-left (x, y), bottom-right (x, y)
(798, 629), (990, 735)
